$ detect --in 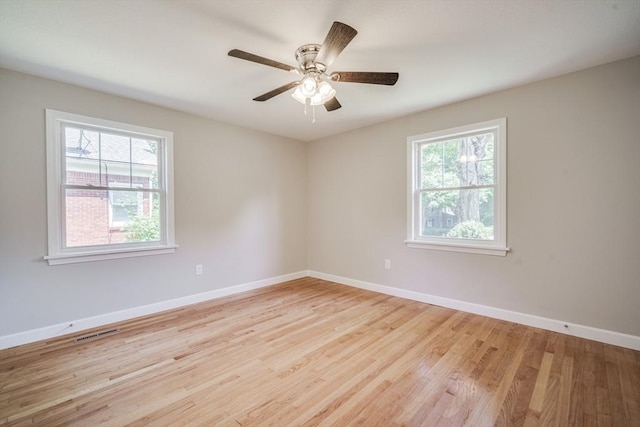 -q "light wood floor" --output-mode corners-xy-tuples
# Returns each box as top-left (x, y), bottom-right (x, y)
(1, 277), (638, 426)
